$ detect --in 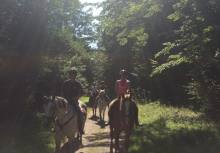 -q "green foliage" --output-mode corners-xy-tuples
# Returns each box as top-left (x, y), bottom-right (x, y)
(99, 0), (220, 111)
(150, 0), (220, 110)
(0, 115), (55, 153)
(129, 102), (220, 153)
(167, 11), (182, 21)
(151, 56), (190, 77)
(0, 0), (106, 118)
(155, 42), (176, 59)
